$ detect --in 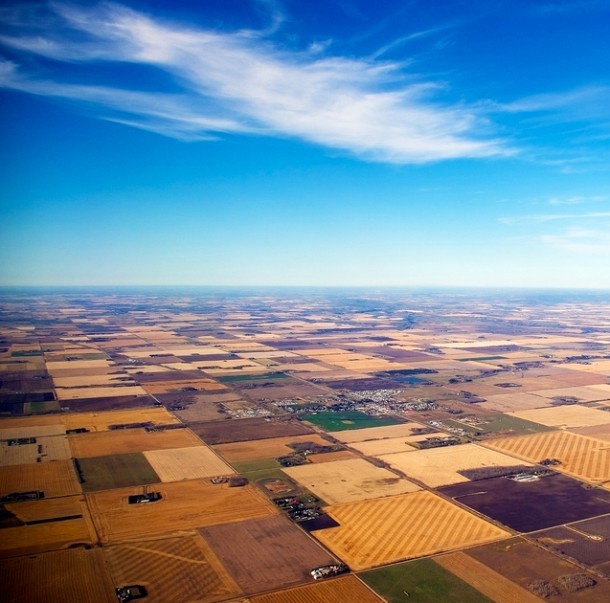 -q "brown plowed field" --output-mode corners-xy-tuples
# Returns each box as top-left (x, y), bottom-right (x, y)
(314, 491), (509, 570)
(140, 378), (226, 394)
(213, 434), (331, 463)
(467, 536), (610, 601)
(104, 534), (241, 603)
(307, 450), (358, 463)
(200, 515), (337, 594)
(435, 551), (541, 603)
(190, 418), (313, 445)
(485, 430), (610, 482)
(144, 446), (235, 481)
(0, 460), (81, 498)
(283, 458), (420, 505)
(250, 575), (384, 603)
(0, 547), (116, 603)
(68, 428), (203, 457)
(87, 480), (278, 543)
